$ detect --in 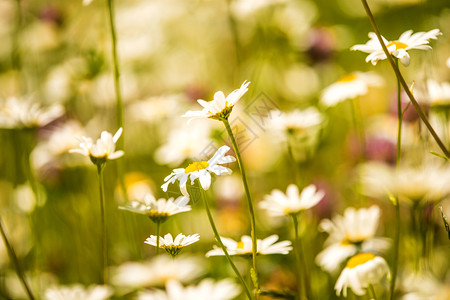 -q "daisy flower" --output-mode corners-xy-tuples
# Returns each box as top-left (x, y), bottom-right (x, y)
(267, 107), (325, 134)
(119, 194), (191, 223)
(155, 120), (215, 167)
(112, 255), (205, 288)
(69, 128), (124, 165)
(419, 79), (450, 108)
(138, 278), (241, 300)
(44, 284), (113, 300)
(145, 233), (200, 257)
(361, 162), (450, 205)
(206, 234), (292, 257)
(320, 72), (384, 107)
(335, 253), (390, 297)
(351, 29), (442, 66)
(161, 145), (235, 196)
(0, 96), (64, 129)
(259, 184), (324, 217)
(316, 206), (390, 274)
(182, 81), (250, 122)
